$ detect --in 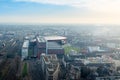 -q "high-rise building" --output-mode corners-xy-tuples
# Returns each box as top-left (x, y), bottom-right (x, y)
(36, 36), (46, 58)
(21, 40), (29, 61)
